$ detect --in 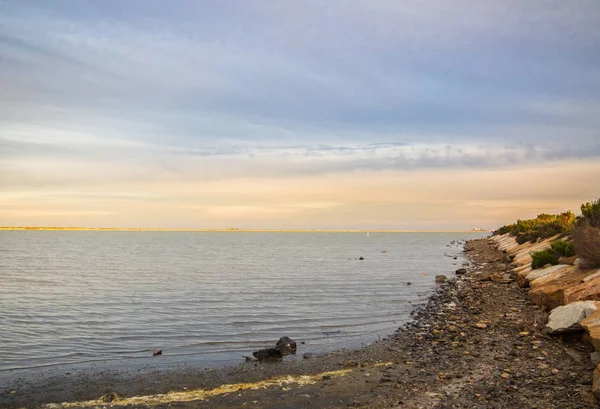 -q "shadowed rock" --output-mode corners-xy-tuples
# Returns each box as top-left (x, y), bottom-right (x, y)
(252, 348), (283, 362)
(546, 301), (600, 334)
(275, 336), (297, 356)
